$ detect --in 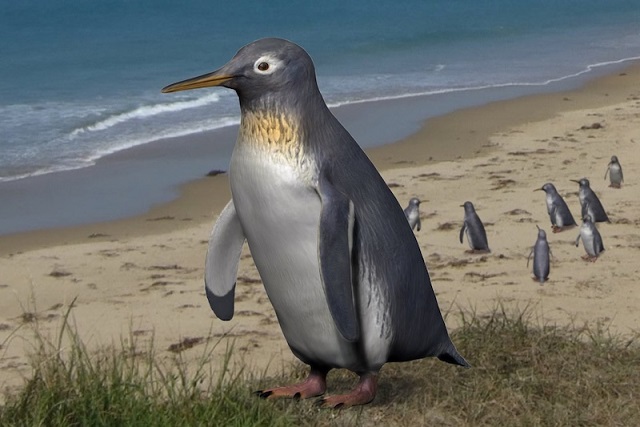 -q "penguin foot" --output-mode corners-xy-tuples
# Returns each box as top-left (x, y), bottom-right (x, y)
(609, 183), (621, 189)
(315, 373), (377, 409)
(256, 367), (327, 400)
(465, 249), (490, 254)
(552, 225), (575, 233)
(581, 254), (599, 262)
